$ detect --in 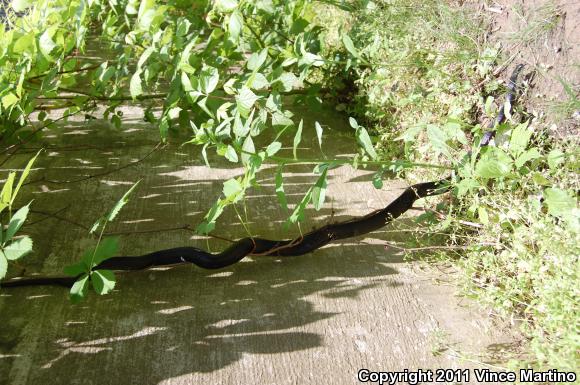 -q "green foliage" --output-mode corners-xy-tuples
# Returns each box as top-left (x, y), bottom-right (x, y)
(65, 182), (139, 303)
(0, 152), (40, 281)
